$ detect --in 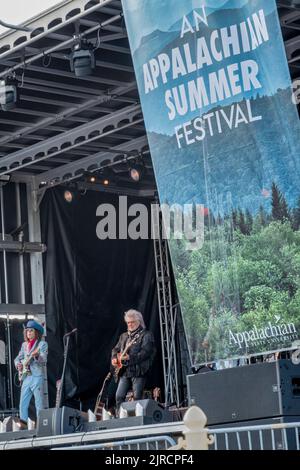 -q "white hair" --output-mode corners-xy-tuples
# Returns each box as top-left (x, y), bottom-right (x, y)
(124, 309), (145, 328)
